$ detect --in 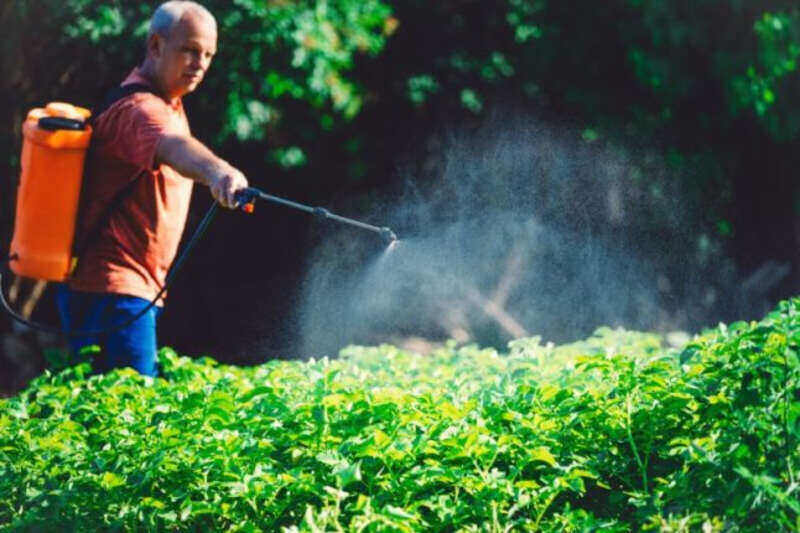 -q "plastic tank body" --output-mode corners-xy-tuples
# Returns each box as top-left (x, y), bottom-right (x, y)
(10, 102), (92, 281)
